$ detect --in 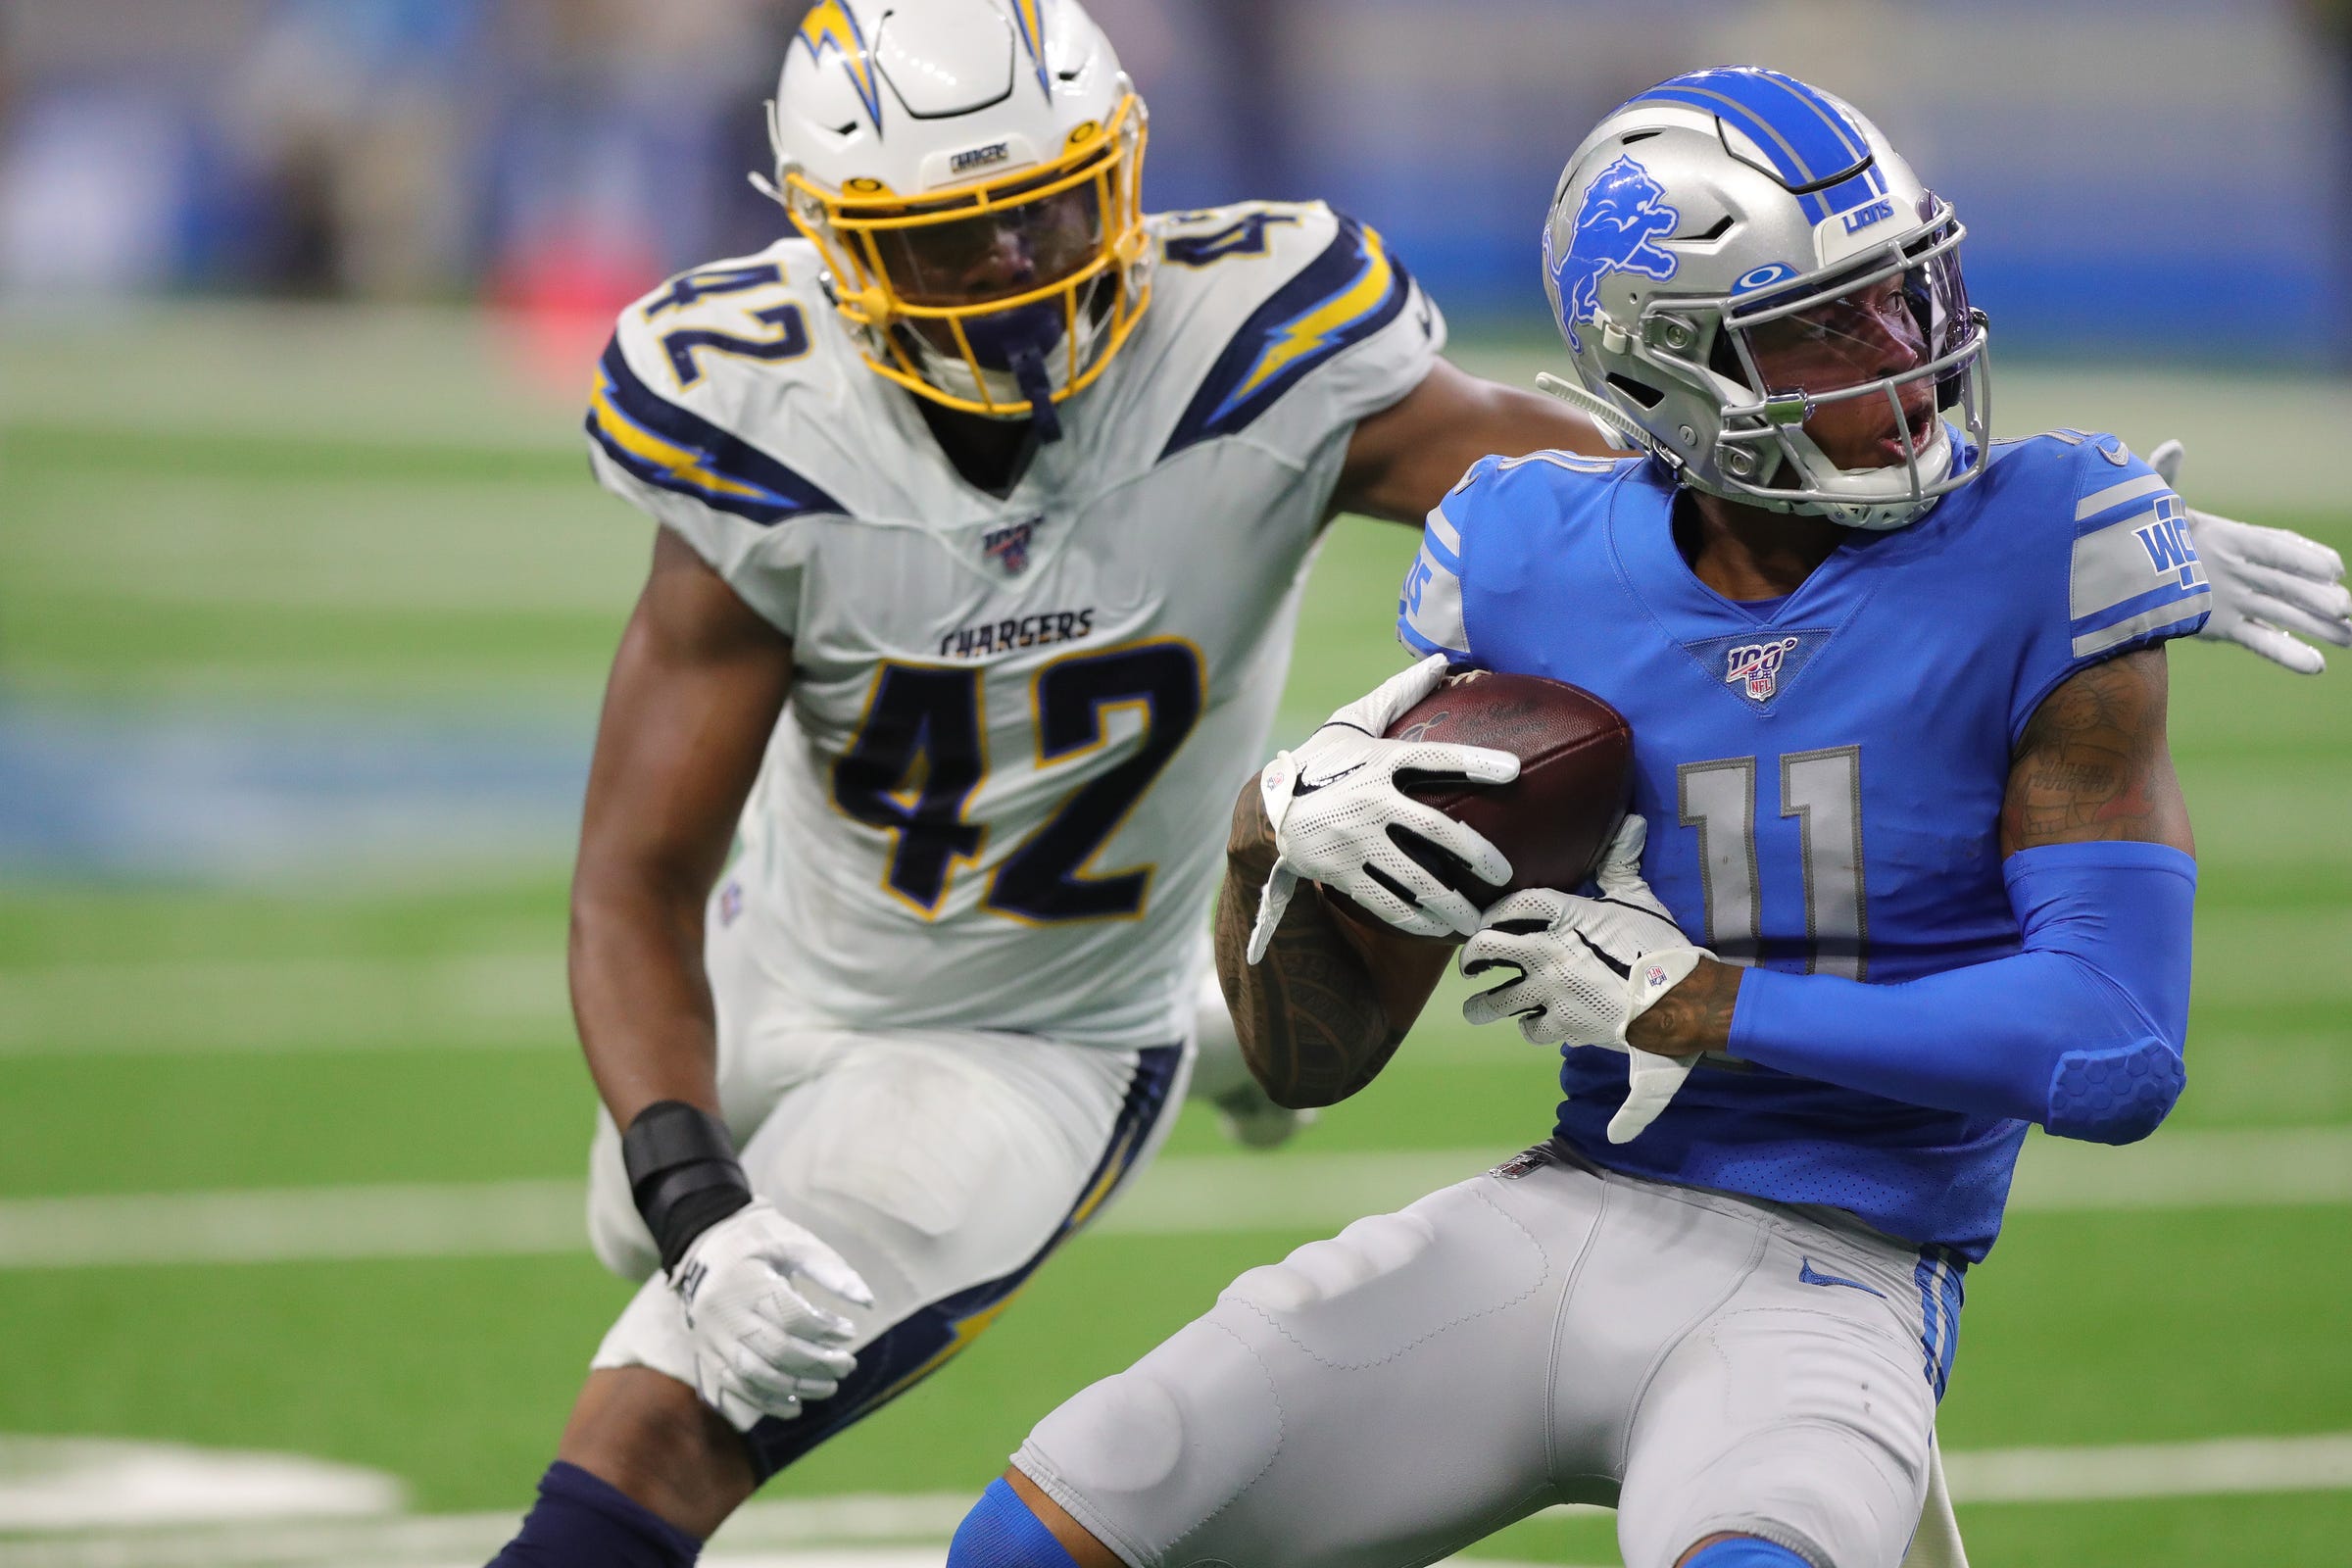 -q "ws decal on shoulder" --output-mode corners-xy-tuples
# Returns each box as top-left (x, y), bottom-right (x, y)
(2133, 494), (2200, 588)
(2069, 475), (2209, 660)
